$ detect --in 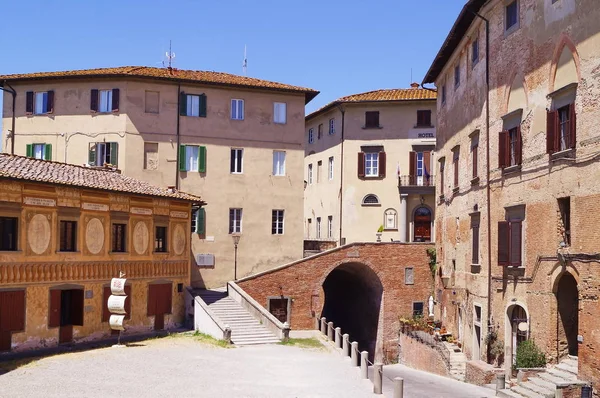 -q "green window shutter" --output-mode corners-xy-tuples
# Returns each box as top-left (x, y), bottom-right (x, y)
(199, 94), (207, 117)
(179, 92), (187, 116)
(110, 142), (119, 166)
(178, 145), (187, 171)
(88, 143), (96, 165)
(44, 144), (52, 160)
(197, 208), (206, 235)
(26, 144), (33, 158)
(198, 146), (207, 173)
